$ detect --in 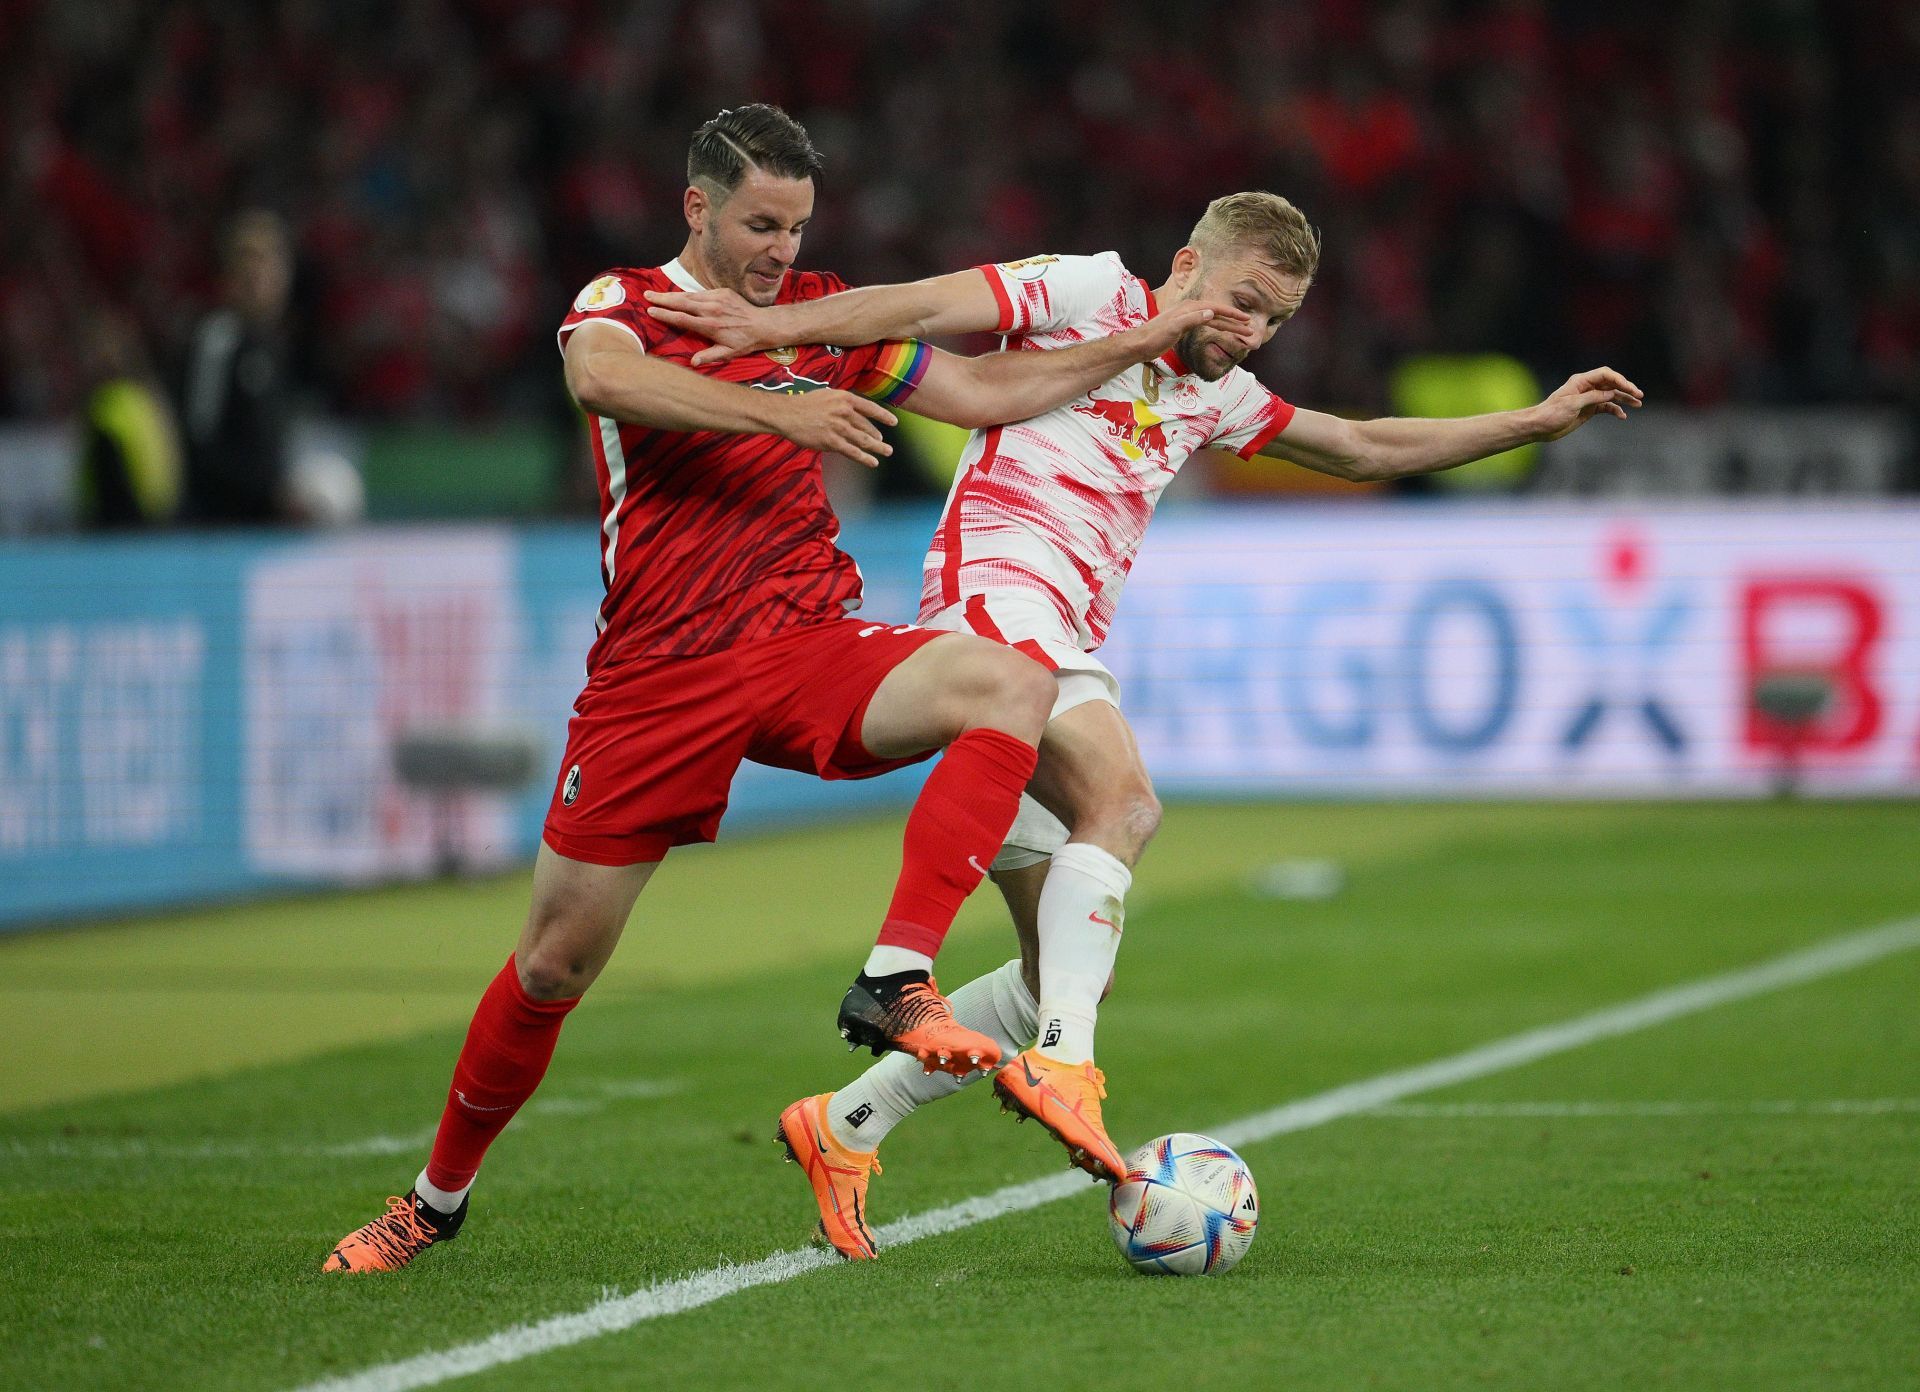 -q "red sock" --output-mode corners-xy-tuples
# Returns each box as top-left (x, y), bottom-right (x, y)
(424, 955), (579, 1192)
(878, 727), (1039, 959)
